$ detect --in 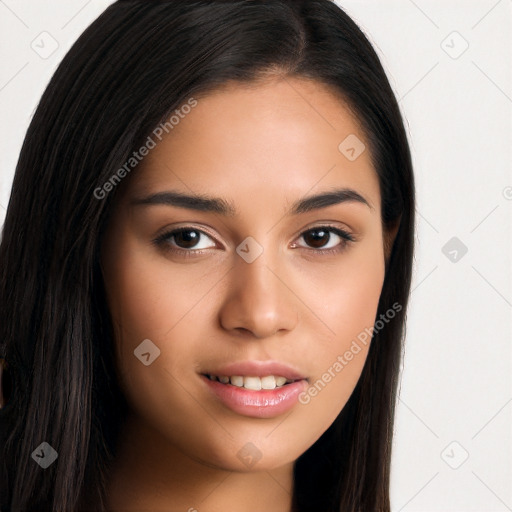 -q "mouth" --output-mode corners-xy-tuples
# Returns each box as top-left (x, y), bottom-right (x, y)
(199, 361), (309, 418)
(200, 374), (309, 418)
